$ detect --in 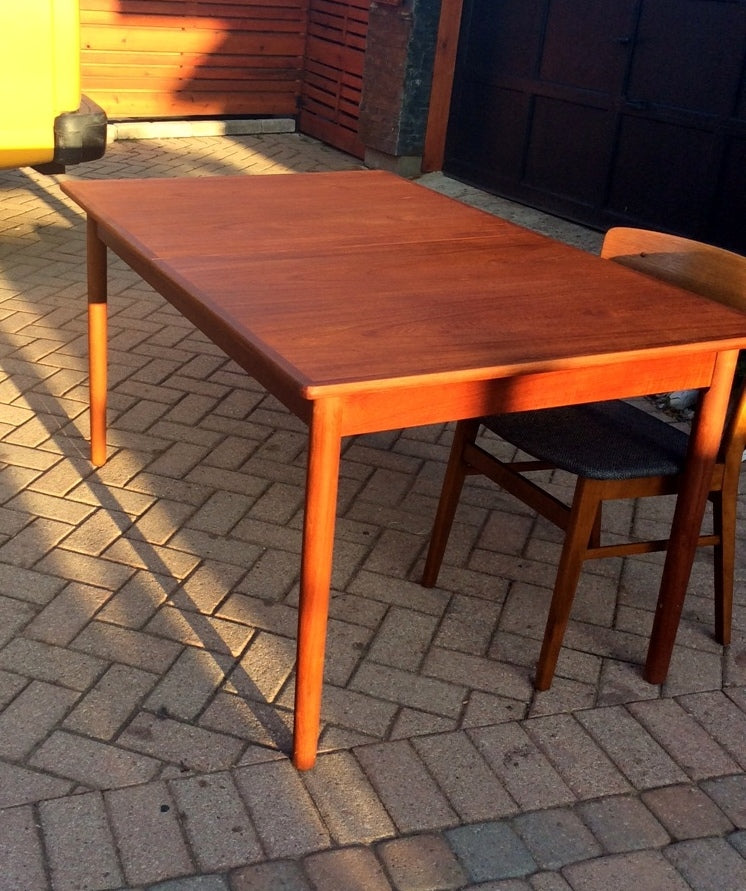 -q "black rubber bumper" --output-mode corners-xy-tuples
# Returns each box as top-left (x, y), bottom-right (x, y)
(52, 94), (107, 166)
